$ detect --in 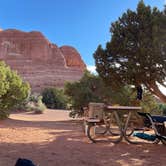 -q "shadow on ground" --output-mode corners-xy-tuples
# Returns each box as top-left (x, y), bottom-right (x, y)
(0, 117), (165, 166)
